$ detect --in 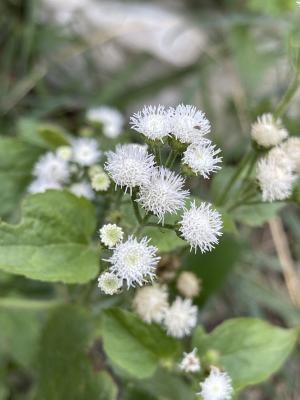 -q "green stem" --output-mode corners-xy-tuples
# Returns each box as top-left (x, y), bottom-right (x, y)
(144, 222), (175, 230)
(274, 75), (300, 119)
(131, 196), (142, 224)
(216, 150), (252, 206)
